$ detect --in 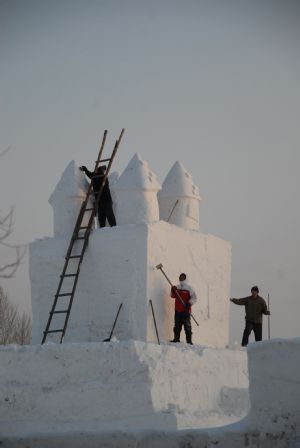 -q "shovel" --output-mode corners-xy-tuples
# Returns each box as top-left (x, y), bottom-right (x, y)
(103, 303), (123, 342)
